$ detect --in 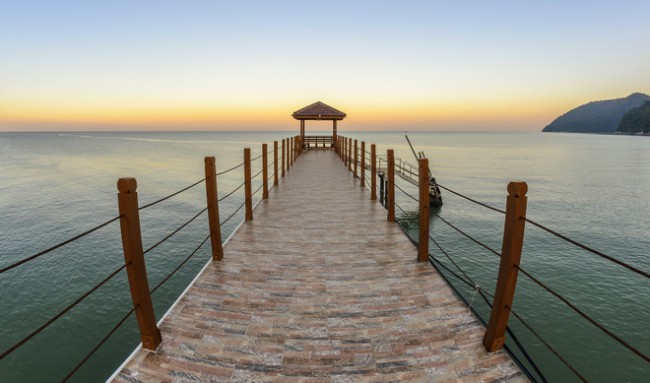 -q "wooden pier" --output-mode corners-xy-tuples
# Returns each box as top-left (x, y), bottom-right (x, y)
(112, 149), (527, 382)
